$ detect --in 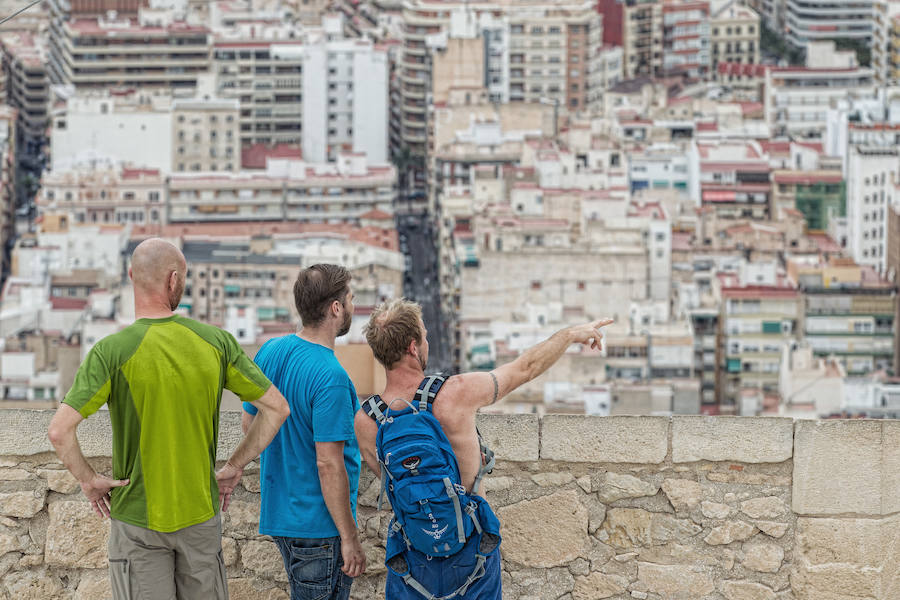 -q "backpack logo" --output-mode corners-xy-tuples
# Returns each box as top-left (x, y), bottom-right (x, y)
(422, 524), (448, 540)
(401, 456), (421, 470)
